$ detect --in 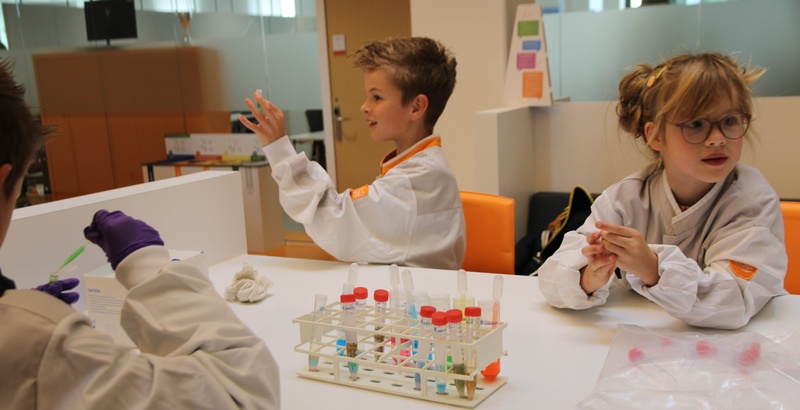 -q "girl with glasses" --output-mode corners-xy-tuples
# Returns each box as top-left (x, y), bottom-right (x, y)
(538, 53), (787, 329)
